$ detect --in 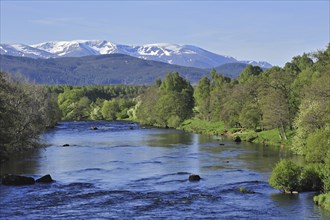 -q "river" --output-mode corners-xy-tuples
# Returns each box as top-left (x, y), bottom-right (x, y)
(0, 121), (329, 219)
